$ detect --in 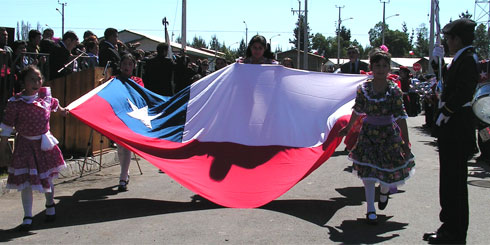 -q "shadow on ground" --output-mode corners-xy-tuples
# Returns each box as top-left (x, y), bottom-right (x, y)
(0, 186), (408, 243)
(0, 186), (221, 242)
